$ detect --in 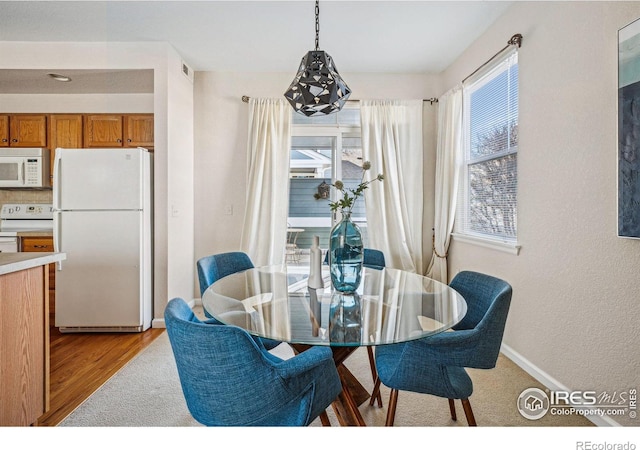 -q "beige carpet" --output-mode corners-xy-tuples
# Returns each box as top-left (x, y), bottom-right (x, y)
(59, 329), (593, 428)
